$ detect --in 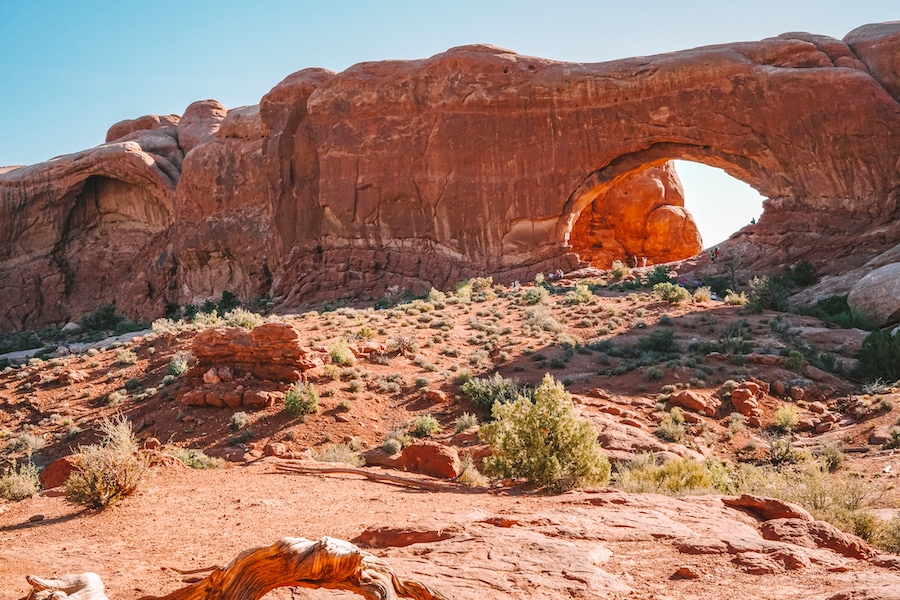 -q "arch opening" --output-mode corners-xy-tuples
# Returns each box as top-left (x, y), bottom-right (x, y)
(564, 153), (767, 269)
